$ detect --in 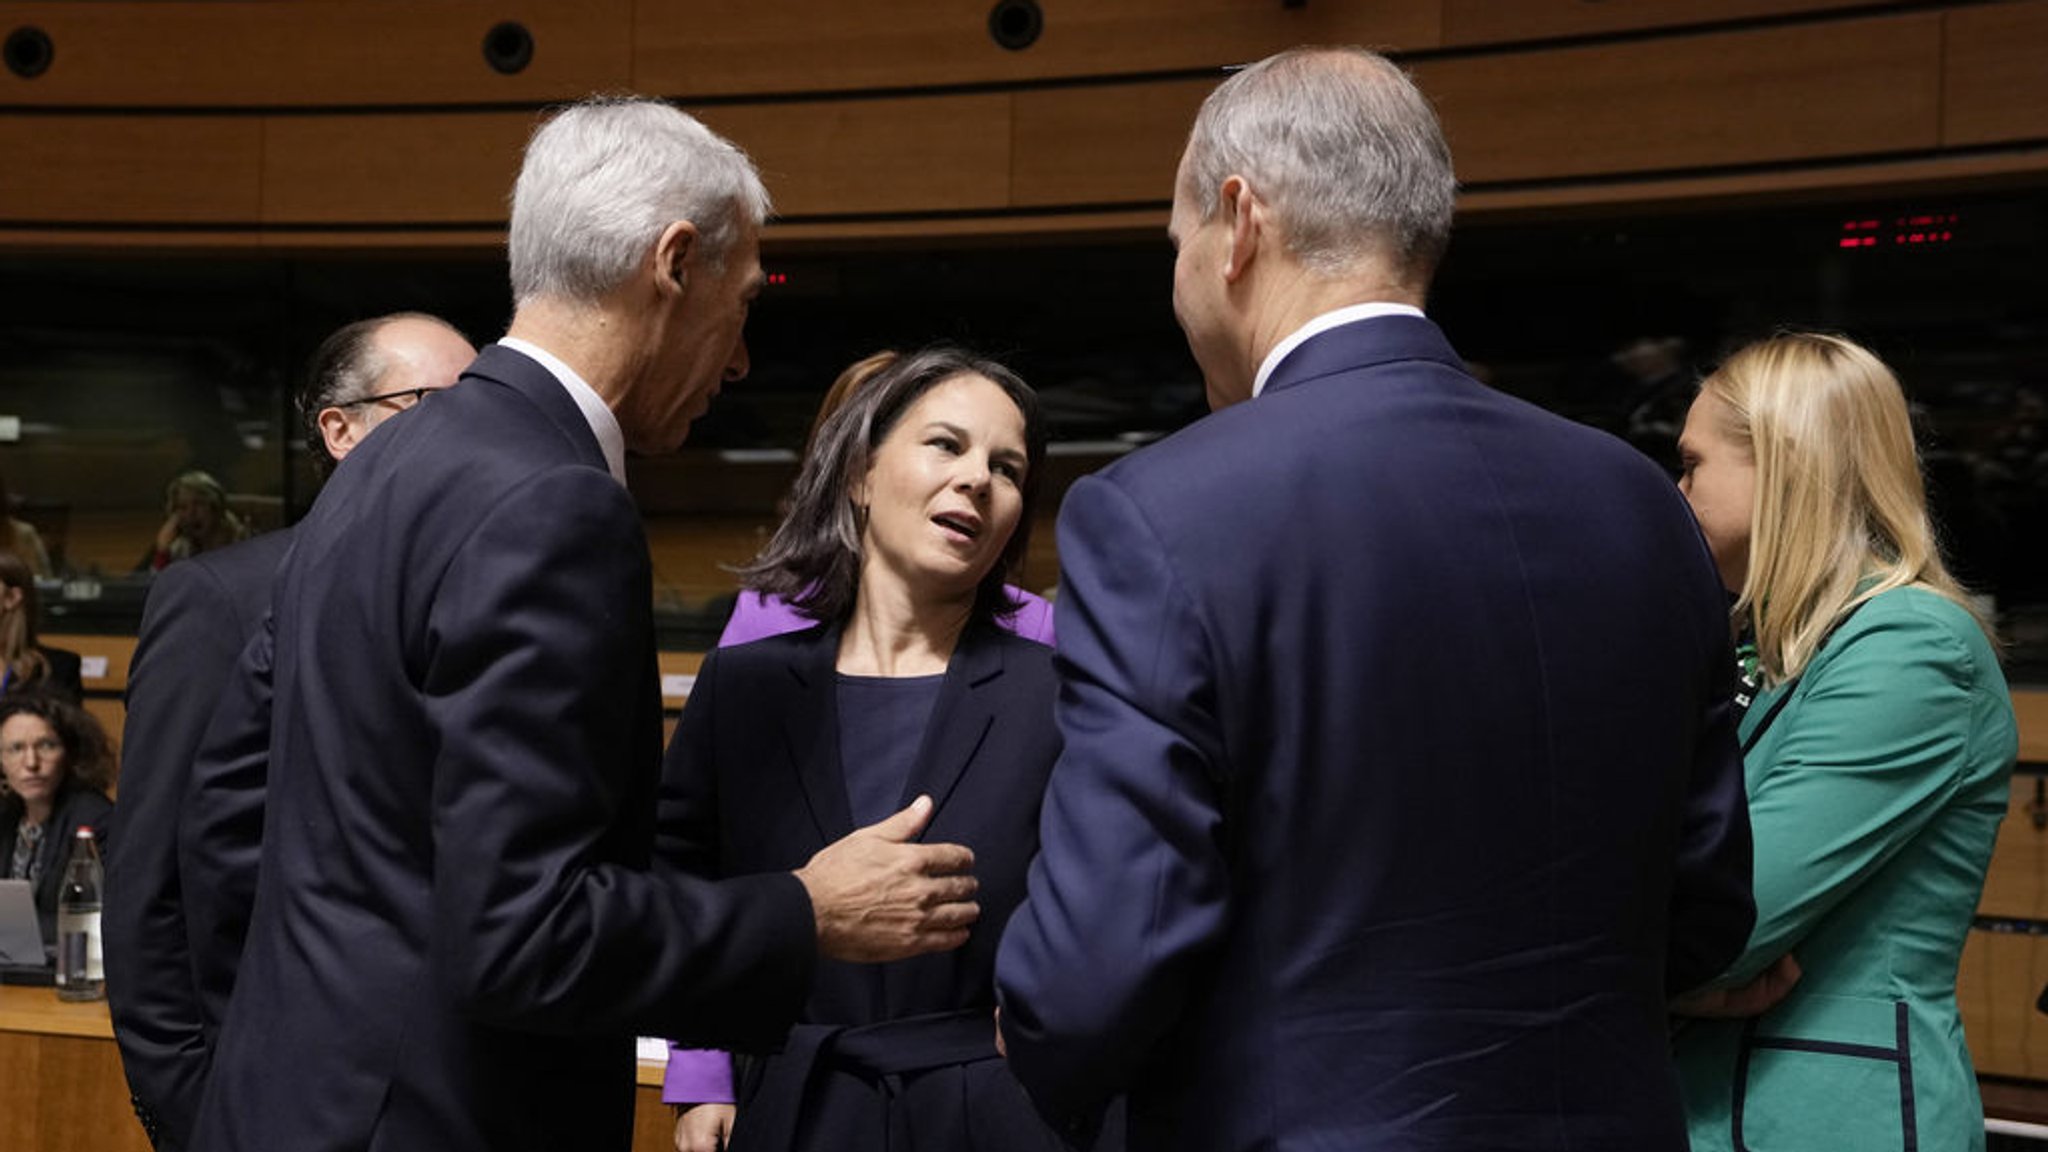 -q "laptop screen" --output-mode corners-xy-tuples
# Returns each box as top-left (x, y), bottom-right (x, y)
(0, 878), (47, 967)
